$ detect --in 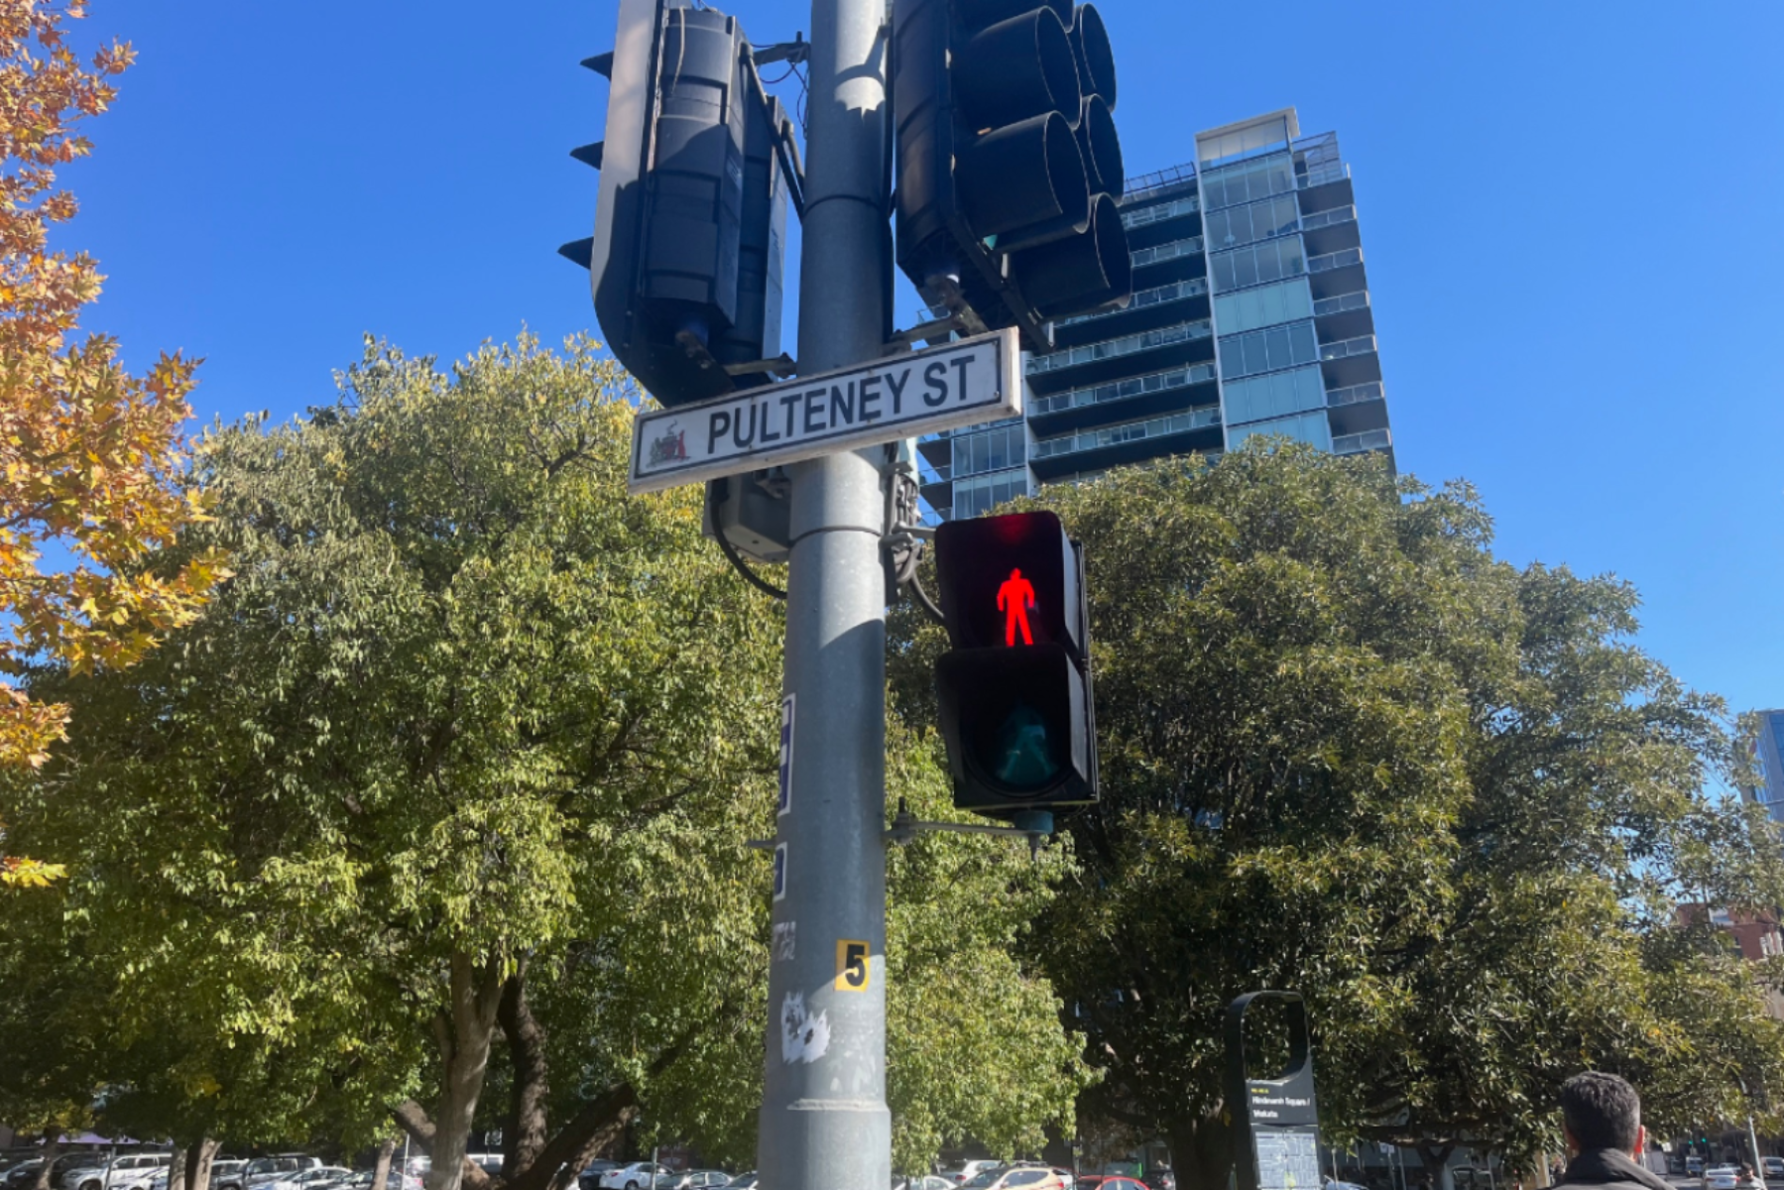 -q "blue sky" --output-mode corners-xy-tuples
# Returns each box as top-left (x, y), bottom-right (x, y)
(56, 0), (1781, 715)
